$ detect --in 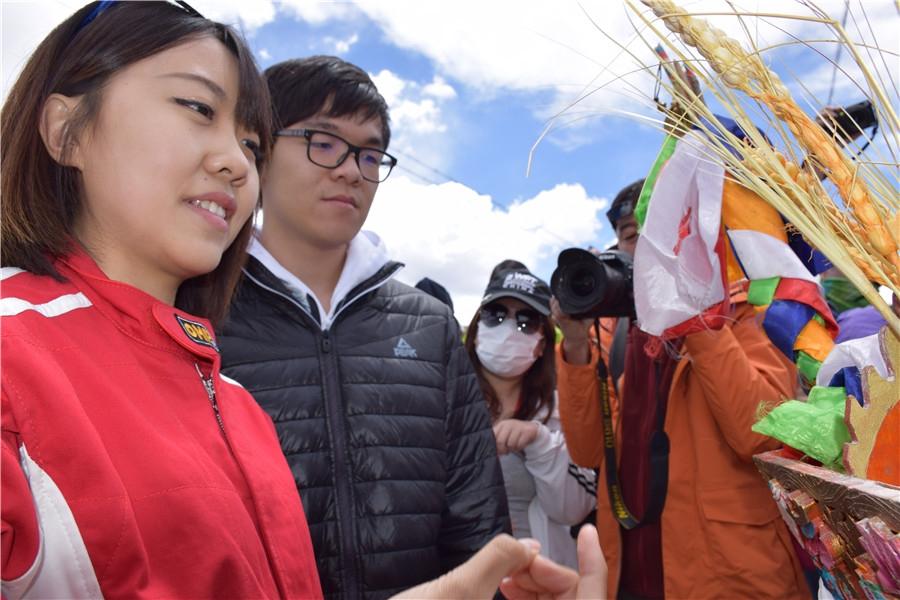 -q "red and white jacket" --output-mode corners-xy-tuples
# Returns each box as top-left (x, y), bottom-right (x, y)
(1, 250), (323, 599)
